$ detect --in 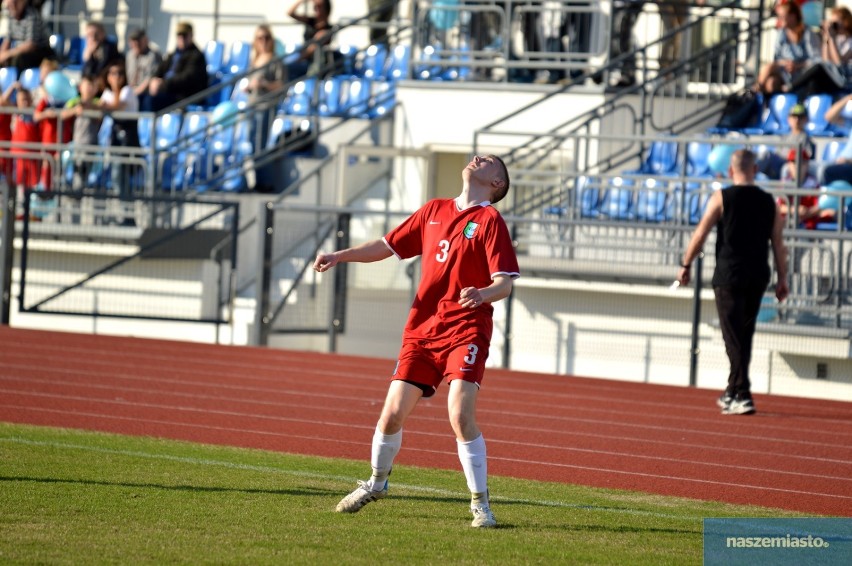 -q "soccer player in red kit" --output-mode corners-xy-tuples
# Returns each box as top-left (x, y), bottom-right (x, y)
(313, 154), (519, 528)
